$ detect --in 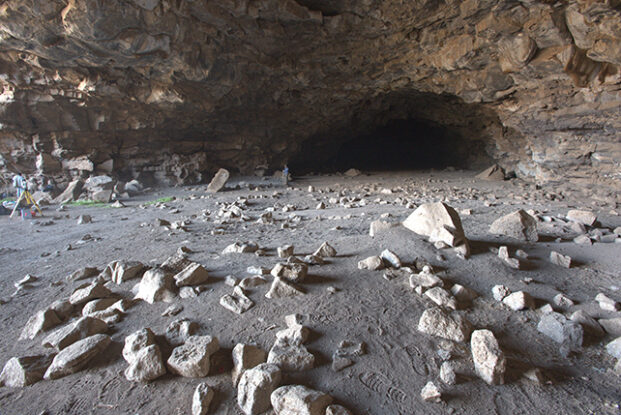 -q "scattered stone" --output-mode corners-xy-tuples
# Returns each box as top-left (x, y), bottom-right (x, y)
(409, 268), (443, 289)
(566, 210), (597, 227)
(44, 334), (111, 380)
(49, 299), (74, 321)
(232, 344), (268, 386)
(0, 355), (55, 387)
(223, 241), (259, 254)
(53, 179), (83, 204)
(517, 367), (543, 385)
(162, 304), (183, 316)
(304, 254), (325, 265)
(275, 324), (310, 347)
(402, 202), (469, 255)
(271, 385), (332, 415)
(325, 405), (353, 415)
(174, 262), (209, 287)
(165, 319), (199, 346)
(156, 218), (171, 227)
(440, 361), (457, 385)
(606, 337), (621, 359)
(380, 249), (402, 268)
(492, 285), (511, 301)
(265, 277), (305, 299)
(595, 293), (620, 311)
(502, 291), (535, 311)
(110, 261), (146, 284)
(471, 329), (505, 385)
(417, 307), (472, 342)
(344, 168), (361, 177)
(357, 256), (384, 271)
(277, 245), (294, 258)
(69, 281), (113, 305)
(489, 209), (538, 242)
(225, 275), (239, 287)
(67, 267), (100, 282)
(123, 328), (157, 362)
(20, 309), (62, 340)
(549, 251), (572, 268)
(537, 312), (583, 355)
(77, 214), (92, 224)
(134, 268), (176, 304)
(569, 310), (605, 337)
(313, 241), (337, 257)
(369, 220), (397, 237)
(237, 363), (282, 415)
(267, 343), (314, 371)
(553, 293), (575, 309)
(220, 287), (255, 314)
(167, 335), (219, 377)
(573, 234), (592, 245)
(42, 317), (108, 350)
(425, 287), (458, 310)
(599, 318), (621, 337)
(498, 246), (524, 269)
(206, 168), (230, 193)
(476, 164), (505, 181)
(124, 344), (167, 382)
(451, 284), (478, 303)
(271, 263), (308, 283)
(420, 381), (442, 402)
(192, 383), (215, 415)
